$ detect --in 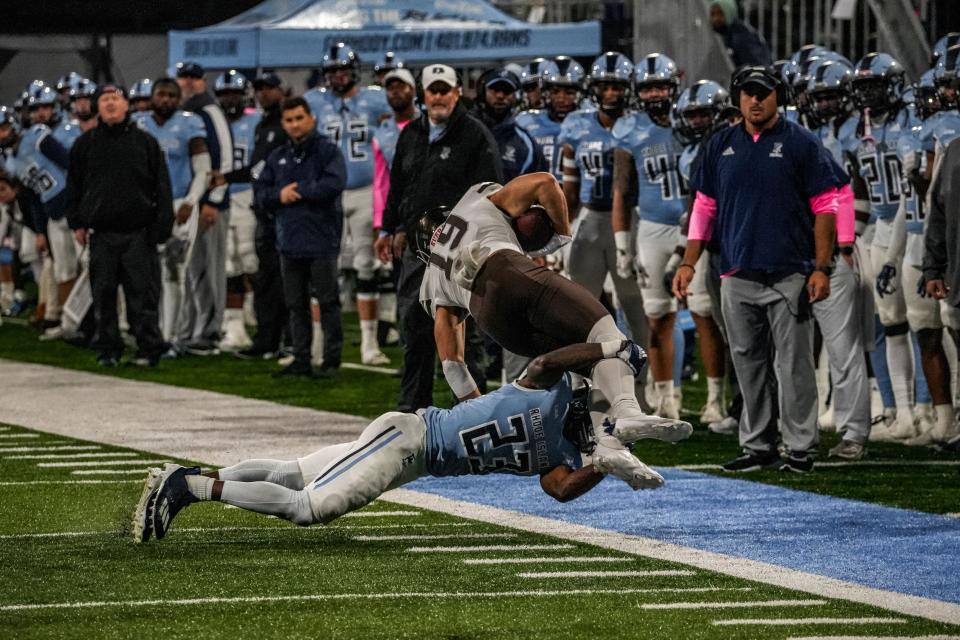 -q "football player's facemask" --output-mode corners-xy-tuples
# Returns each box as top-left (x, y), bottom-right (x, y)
(0, 122), (18, 150)
(591, 81), (629, 118)
(808, 89), (847, 121)
(217, 91), (246, 118)
(562, 384), (595, 454)
(636, 81), (676, 120)
(322, 43), (360, 94)
(413, 206), (452, 265)
(545, 85), (580, 119)
(851, 78), (891, 114)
